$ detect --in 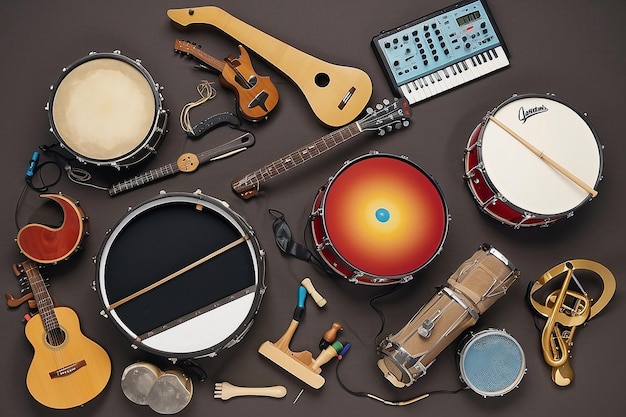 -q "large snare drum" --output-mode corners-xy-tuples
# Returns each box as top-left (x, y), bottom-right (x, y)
(458, 329), (526, 397)
(311, 152), (449, 285)
(377, 244), (519, 387)
(48, 51), (168, 169)
(464, 93), (603, 227)
(95, 191), (265, 358)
